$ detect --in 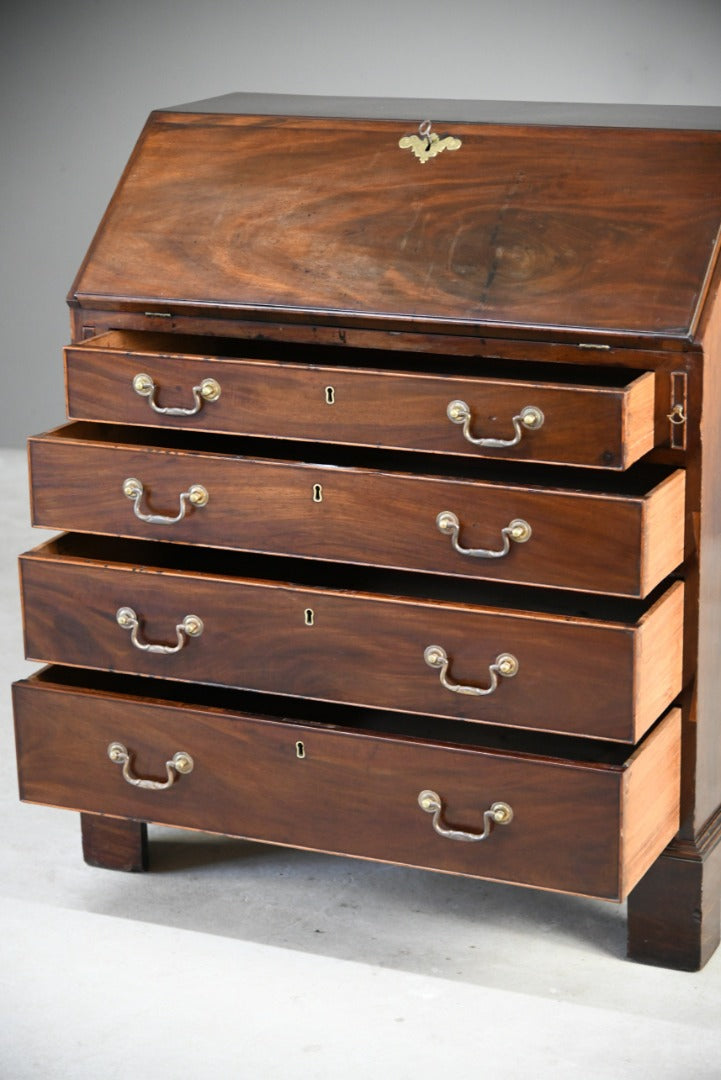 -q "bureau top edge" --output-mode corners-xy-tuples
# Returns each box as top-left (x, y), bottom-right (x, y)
(160, 93), (721, 131)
